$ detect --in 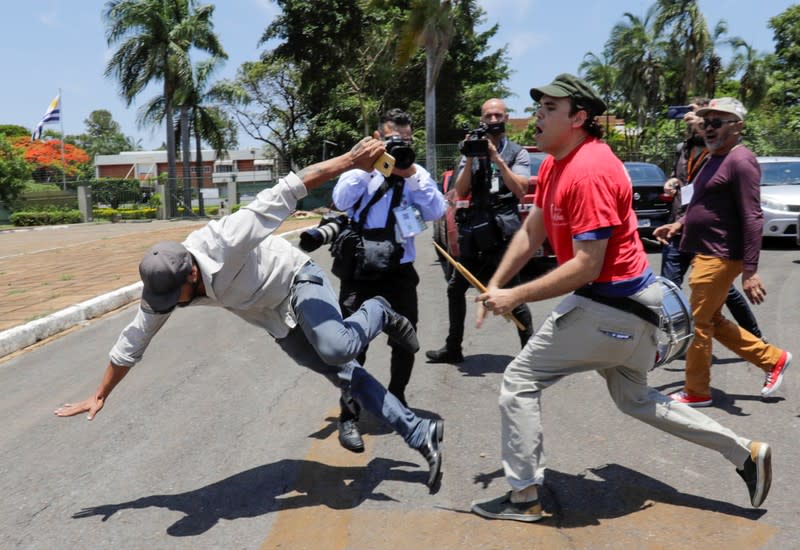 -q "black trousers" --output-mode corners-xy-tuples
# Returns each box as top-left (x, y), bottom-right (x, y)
(445, 254), (534, 352)
(338, 262), (419, 421)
